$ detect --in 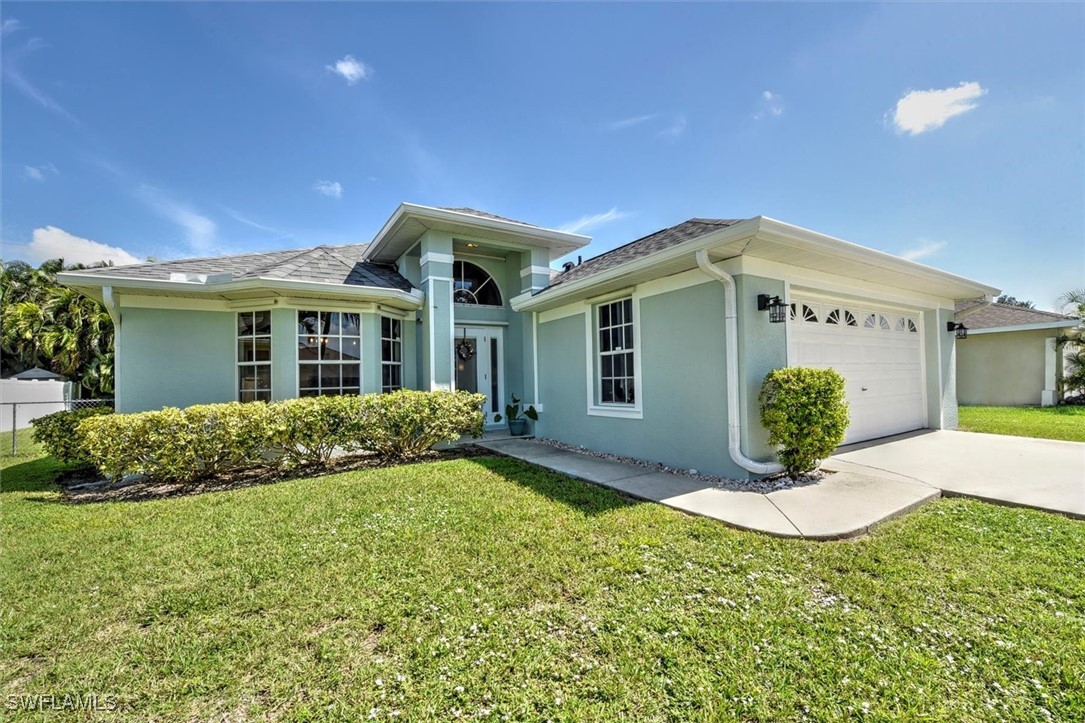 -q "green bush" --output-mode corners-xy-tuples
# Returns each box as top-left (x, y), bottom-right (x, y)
(30, 406), (113, 464)
(266, 396), (362, 468)
(78, 403), (274, 482)
(759, 367), (850, 476)
(355, 390), (486, 459)
(74, 390), (487, 482)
